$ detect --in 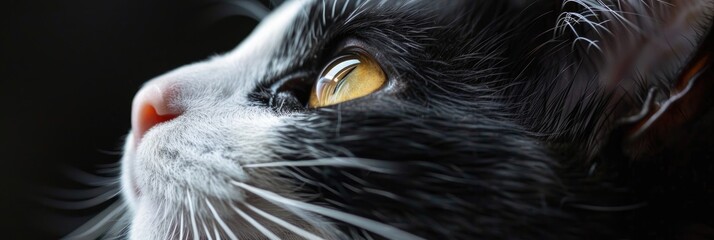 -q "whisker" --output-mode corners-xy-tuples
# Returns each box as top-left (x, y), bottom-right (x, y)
(155, 200), (170, 237)
(205, 199), (239, 240)
(180, 211), (186, 240)
(232, 181), (424, 240)
(201, 219), (214, 240)
(62, 200), (127, 240)
(97, 149), (125, 156)
(105, 222), (131, 240)
(60, 166), (121, 186)
(283, 167), (322, 186)
(104, 211), (131, 240)
(166, 213), (178, 239)
(213, 222), (222, 240)
(242, 157), (402, 174)
(229, 203), (281, 240)
(43, 184), (119, 200)
(243, 202), (324, 240)
(95, 166), (121, 175)
(42, 190), (120, 210)
(221, 0), (270, 20)
(187, 191), (200, 240)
